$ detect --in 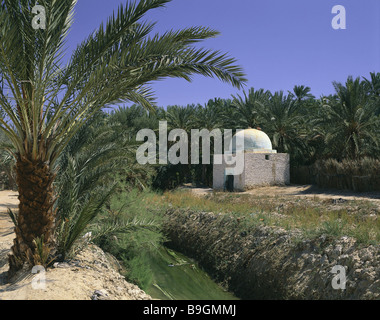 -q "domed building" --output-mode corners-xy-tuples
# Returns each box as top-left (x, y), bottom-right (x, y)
(231, 128), (276, 154)
(213, 128), (290, 191)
